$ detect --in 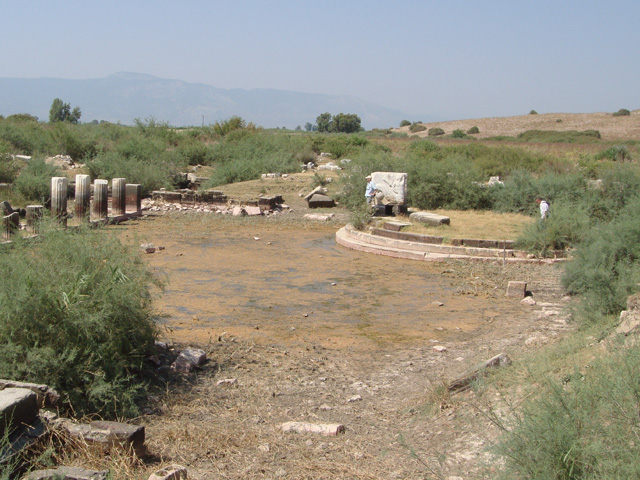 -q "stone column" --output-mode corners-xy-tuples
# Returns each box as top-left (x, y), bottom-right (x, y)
(26, 205), (43, 234)
(74, 174), (91, 222)
(125, 184), (142, 214)
(93, 179), (109, 221)
(112, 178), (127, 216)
(2, 212), (19, 240)
(51, 177), (68, 226)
